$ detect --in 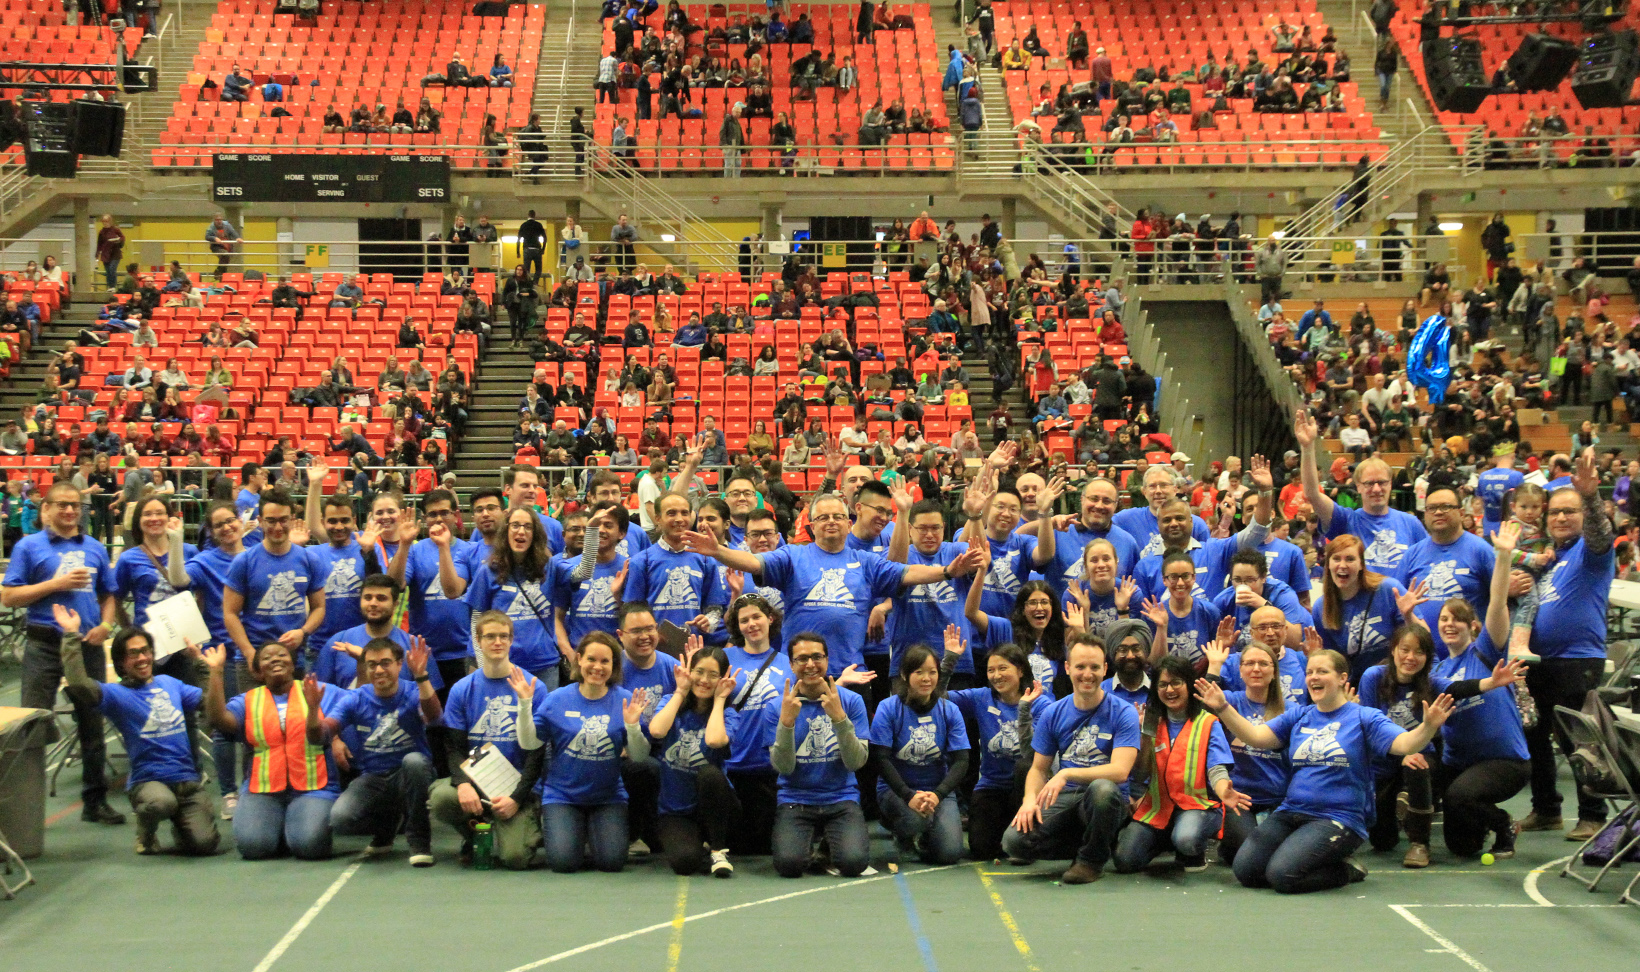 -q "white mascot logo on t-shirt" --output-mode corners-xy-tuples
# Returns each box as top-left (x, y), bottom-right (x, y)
(566, 714), (615, 759)
(1292, 722), (1348, 766)
(795, 713), (838, 762)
